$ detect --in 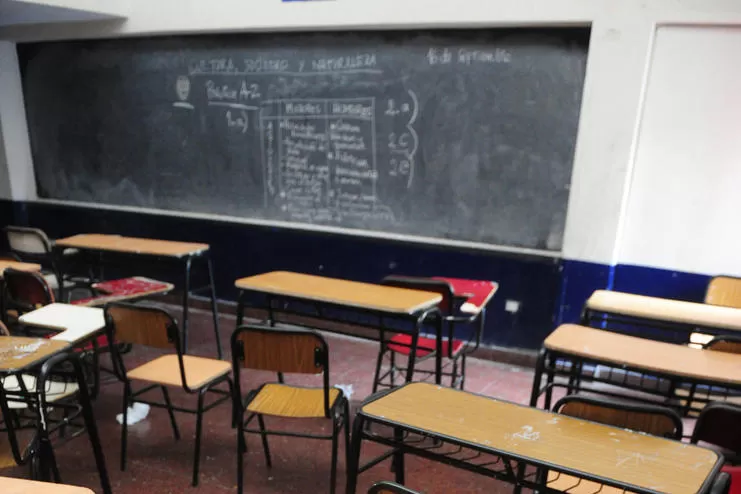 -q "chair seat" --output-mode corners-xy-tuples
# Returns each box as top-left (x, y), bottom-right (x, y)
(547, 471), (633, 494)
(2, 374), (79, 409)
(246, 383), (341, 418)
(127, 354), (231, 389)
(387, 334), (465, 357)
